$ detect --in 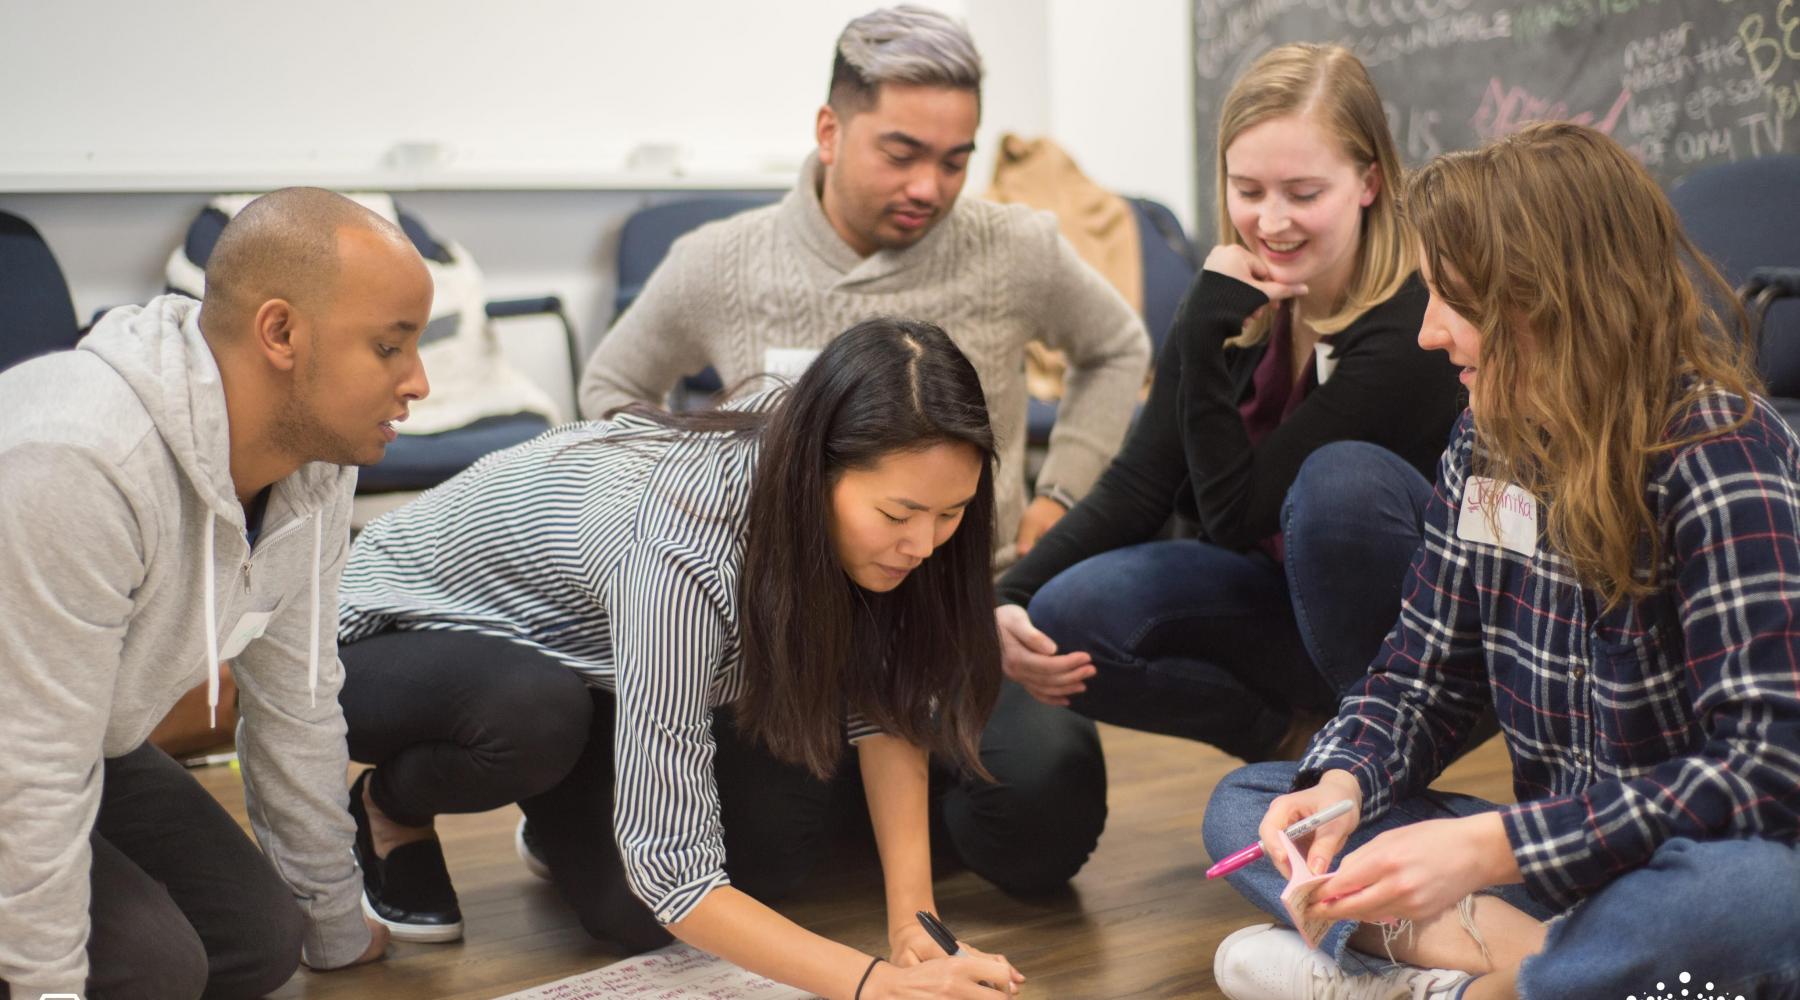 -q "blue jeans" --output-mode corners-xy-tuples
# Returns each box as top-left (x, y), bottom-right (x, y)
(1205, 762), (1800, 998)
(1029, 442), (1432, 760)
